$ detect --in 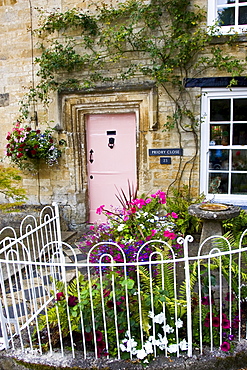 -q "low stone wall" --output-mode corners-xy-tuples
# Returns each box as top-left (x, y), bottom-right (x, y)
(1, 342), (247, 370)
